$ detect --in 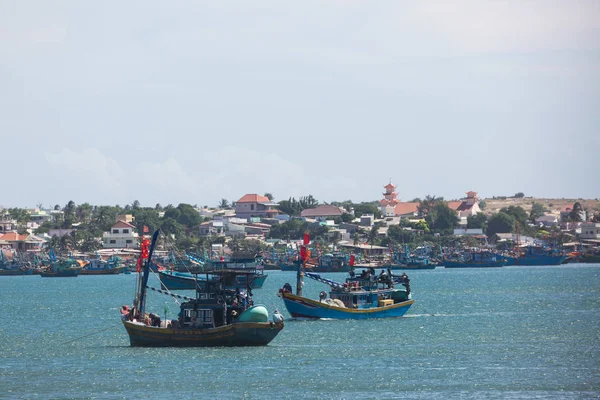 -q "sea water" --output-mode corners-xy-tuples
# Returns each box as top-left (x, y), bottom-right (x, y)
(0, 265), (599, 399)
